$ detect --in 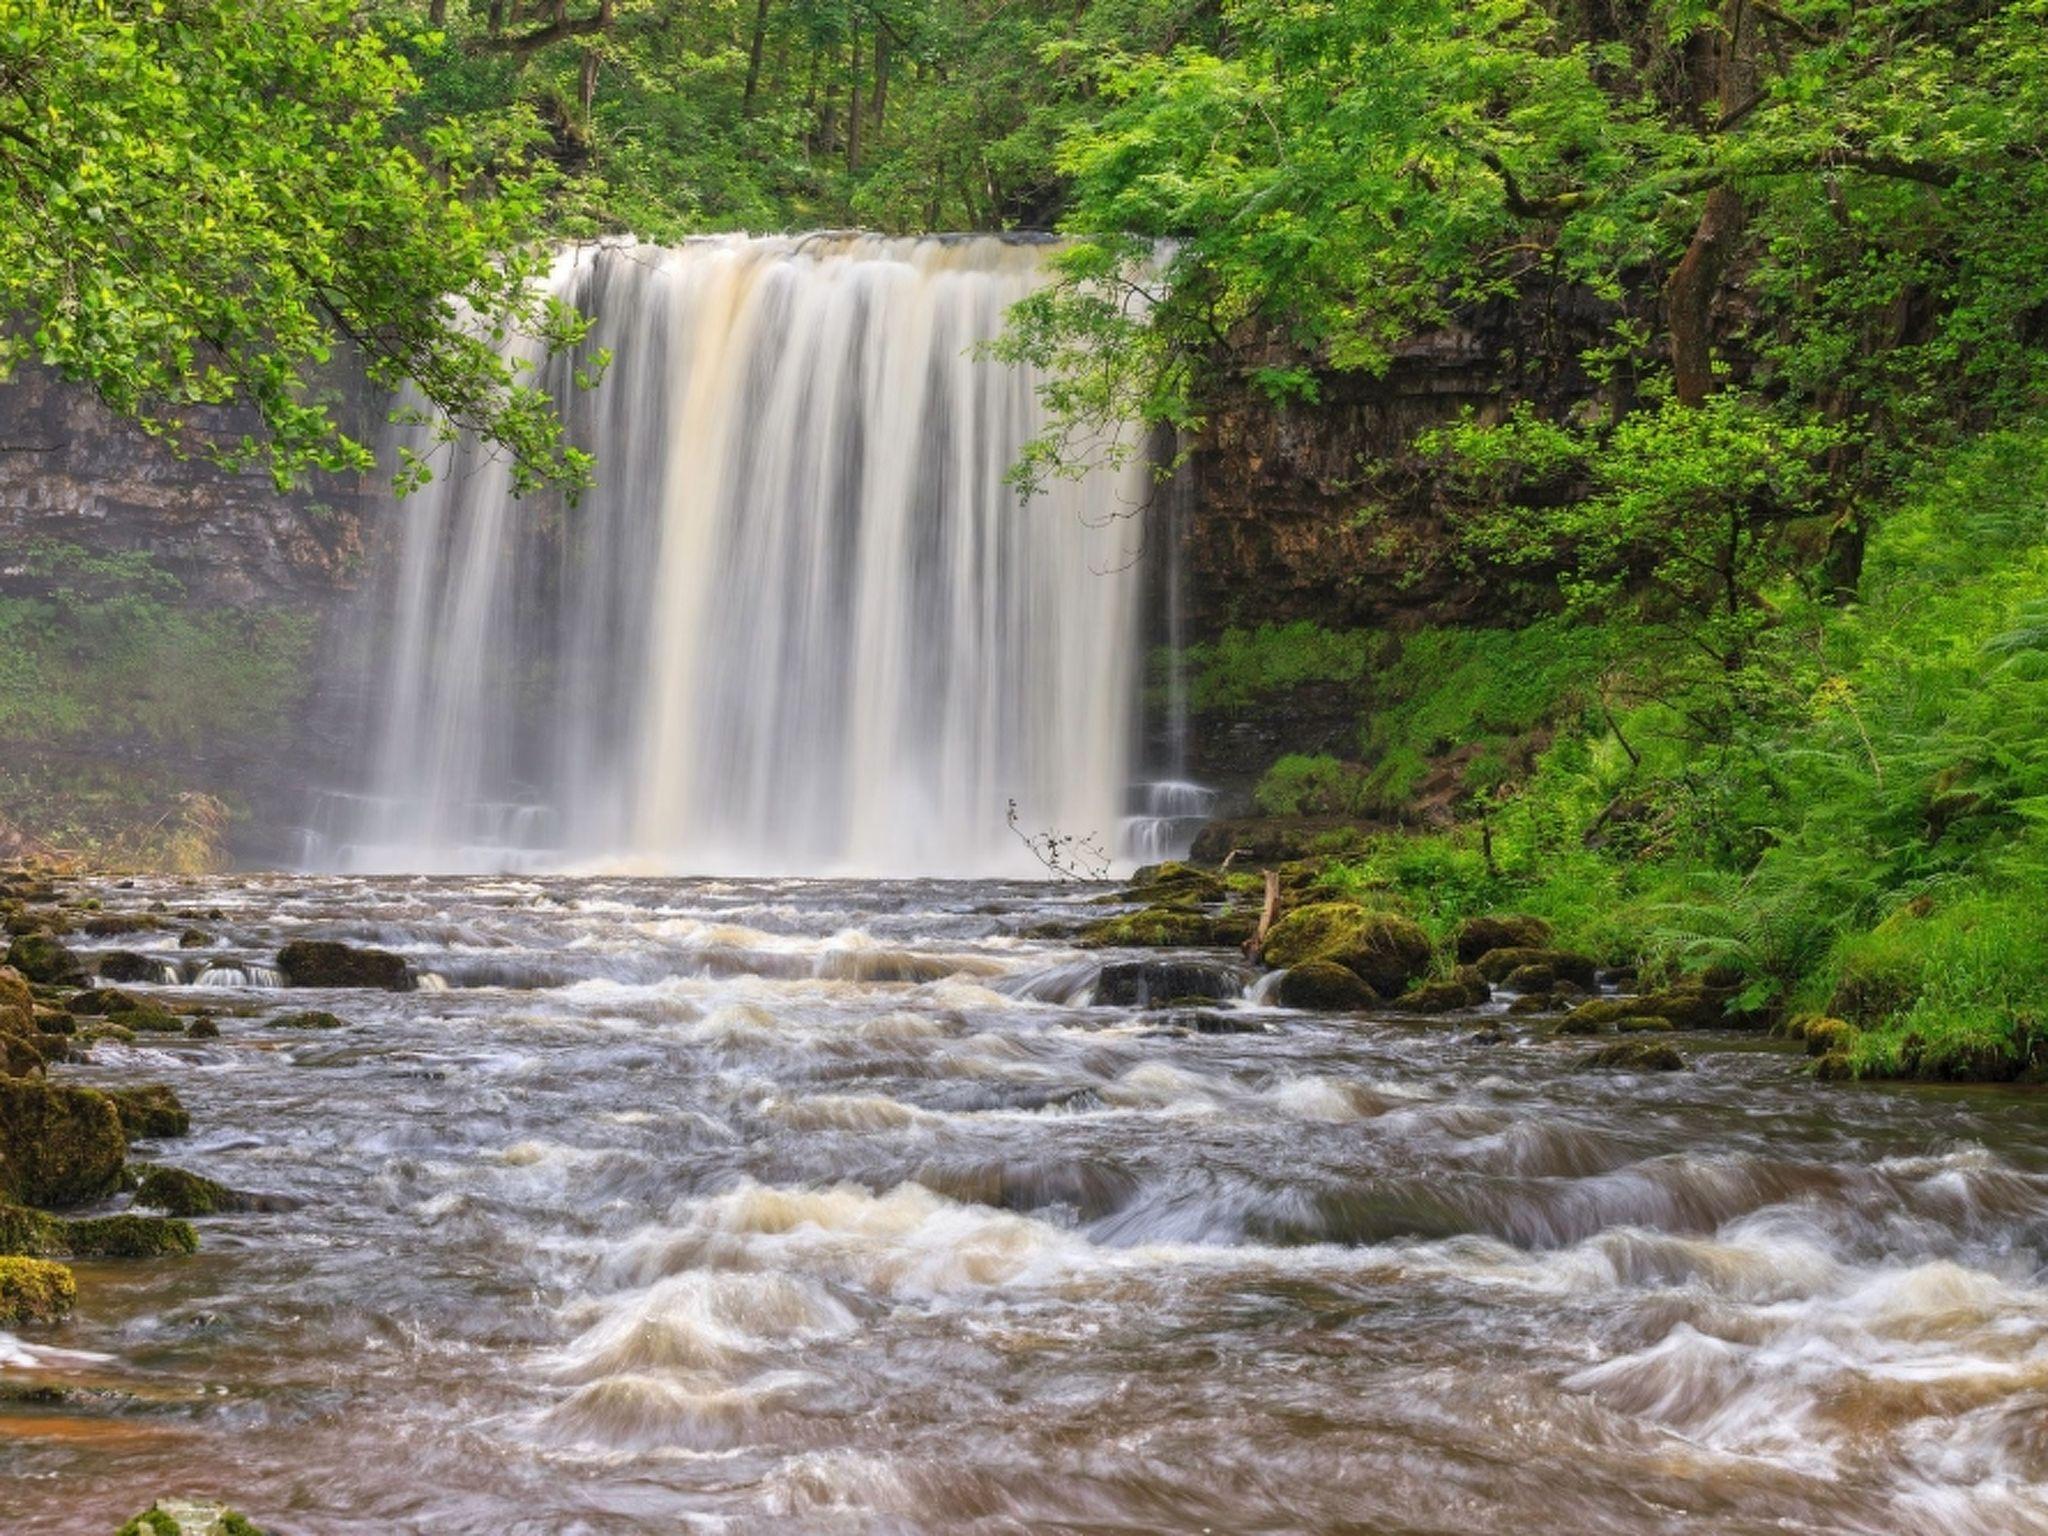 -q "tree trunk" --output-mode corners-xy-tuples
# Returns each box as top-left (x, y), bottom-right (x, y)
(742, 0), (772, 116)
(1665, 0), (1759, 406)
(430, 0), (447, 25)
(870, 26), (889, 135)
(846, 15), (862, 174)
(579, 47), (600, 114)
